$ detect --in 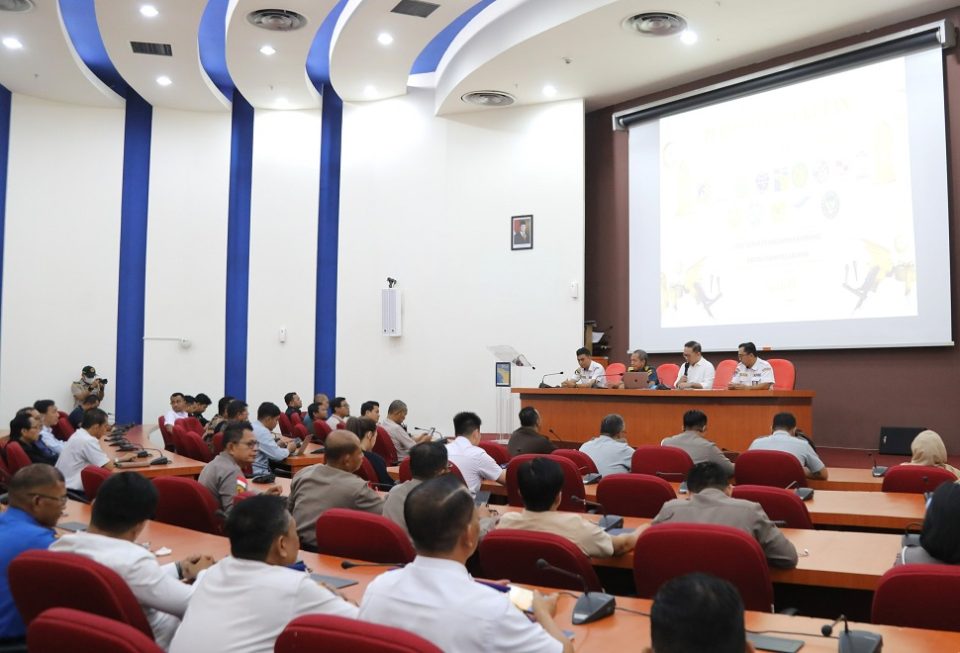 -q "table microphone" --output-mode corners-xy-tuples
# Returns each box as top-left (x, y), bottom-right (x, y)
(547, 428), (564, 443)
(820, 614), (883, 652)
(539, 371), (564, 388)
(340, 560), (406, 569)
(140, 446), (171, 465)
(570, 495), (623, 530)
(868, 451), (887, 477)
(535, 558), (615, 624)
